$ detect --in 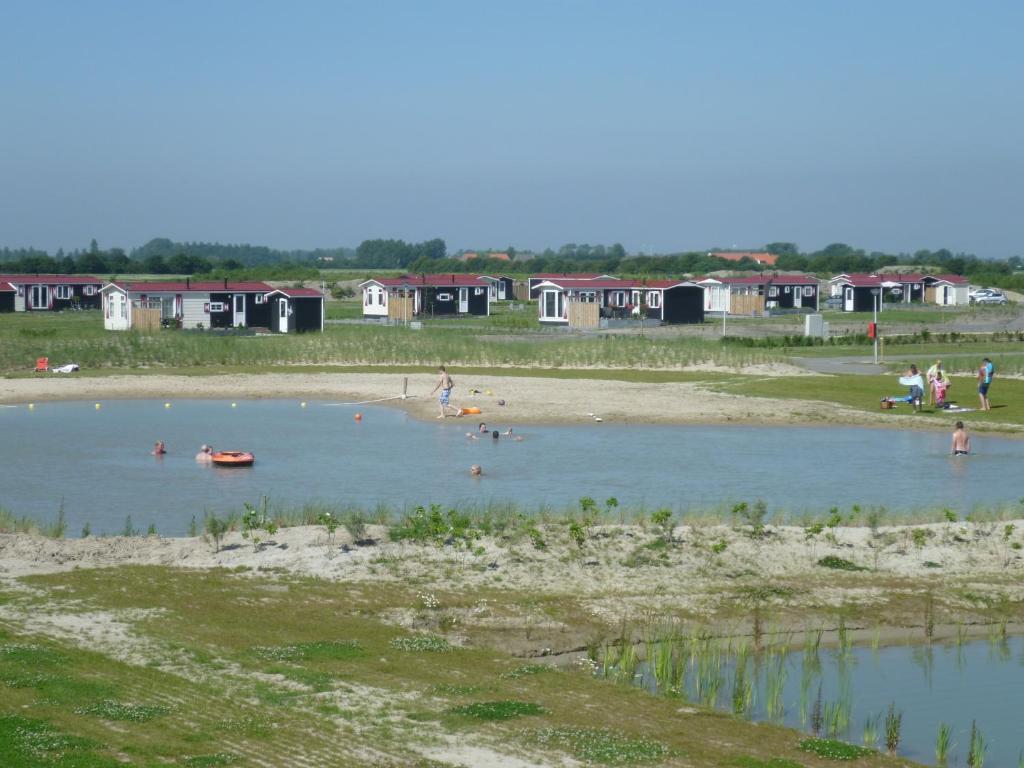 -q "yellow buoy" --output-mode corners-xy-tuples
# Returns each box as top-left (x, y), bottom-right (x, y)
(231, 402), (237, 408)
(300, 402), (307, 408)
(164, 402), (171, 409)
(95, 403), (101, 410)
(28, 403), (35, 410)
